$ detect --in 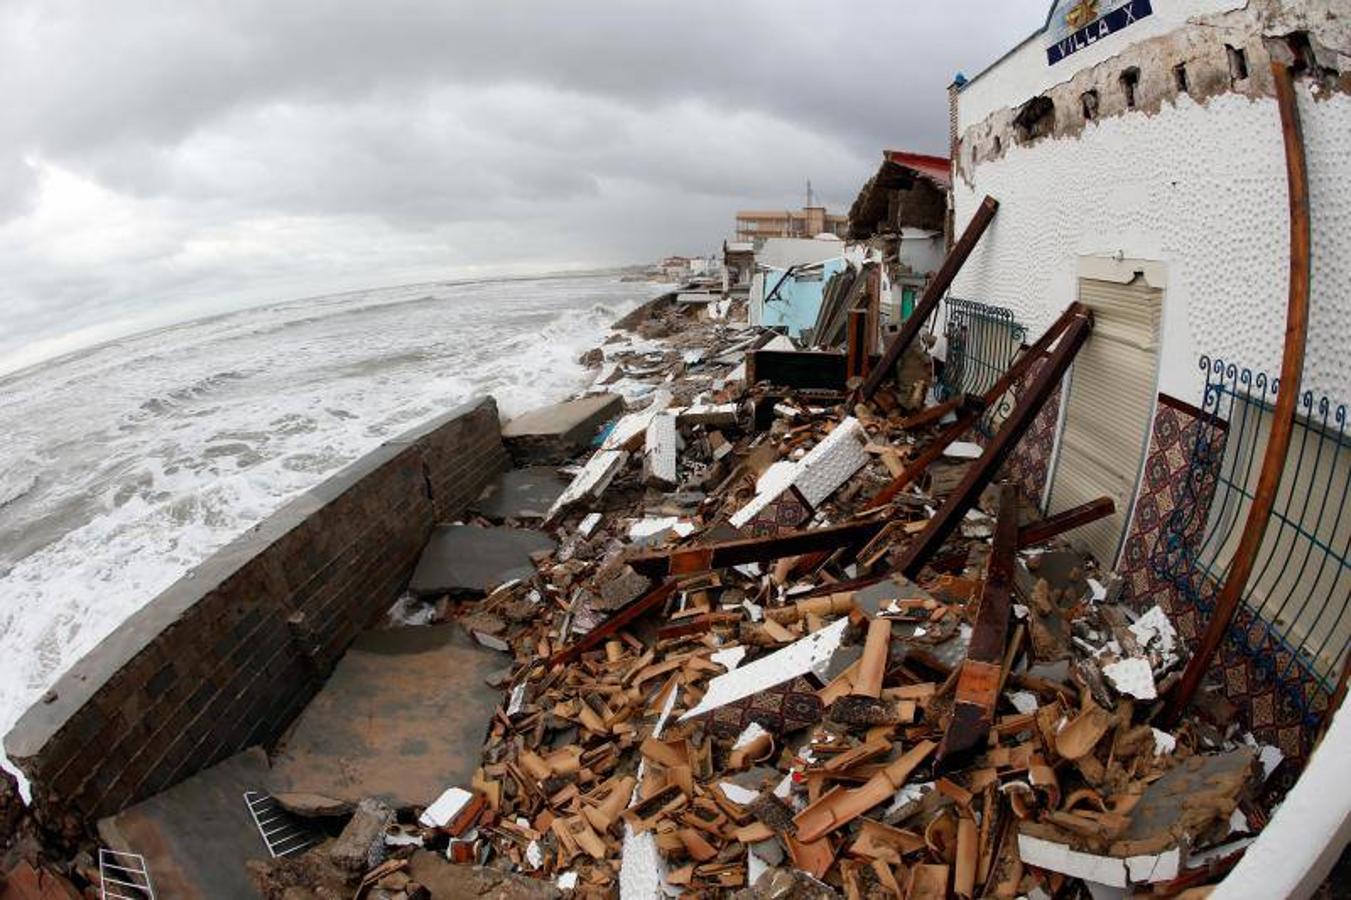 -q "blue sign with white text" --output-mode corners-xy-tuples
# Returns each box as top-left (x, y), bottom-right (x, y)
(1045, 0), (1154, 65)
